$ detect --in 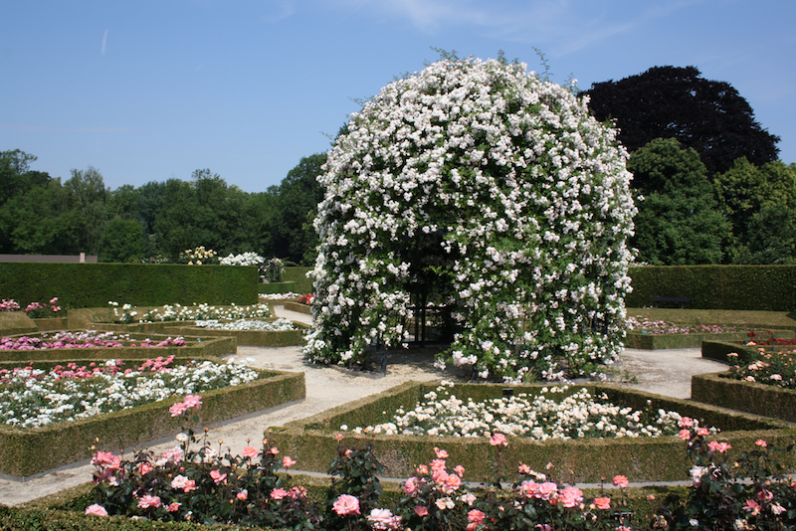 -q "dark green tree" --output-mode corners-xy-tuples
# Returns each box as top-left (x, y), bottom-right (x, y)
(98, 216), (147, 262)
(584, 66), (780, 175)
(629, 138), (730, 265)
(713, 159), (796, 261)
(271, 153), (327, 264)
(733, 204), (796, 264)
(65, 167), (110, 255)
